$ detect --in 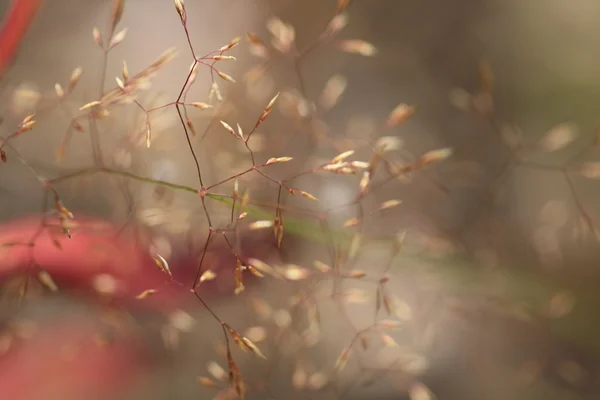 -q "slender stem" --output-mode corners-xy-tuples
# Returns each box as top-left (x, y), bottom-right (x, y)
(48, 167), (197, 193)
